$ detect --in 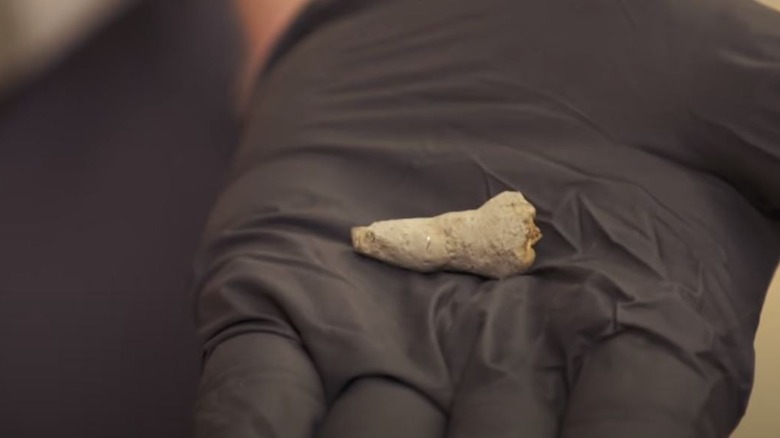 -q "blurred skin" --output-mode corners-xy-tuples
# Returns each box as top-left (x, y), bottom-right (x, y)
(233, 0), (309, 101)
